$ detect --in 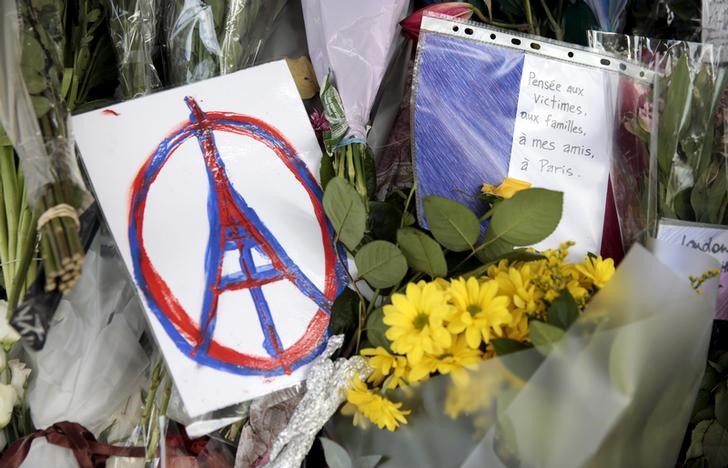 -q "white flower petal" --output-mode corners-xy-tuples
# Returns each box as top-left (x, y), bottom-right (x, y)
(8, 359), (31, 402)
(0, 385), (17, 427)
